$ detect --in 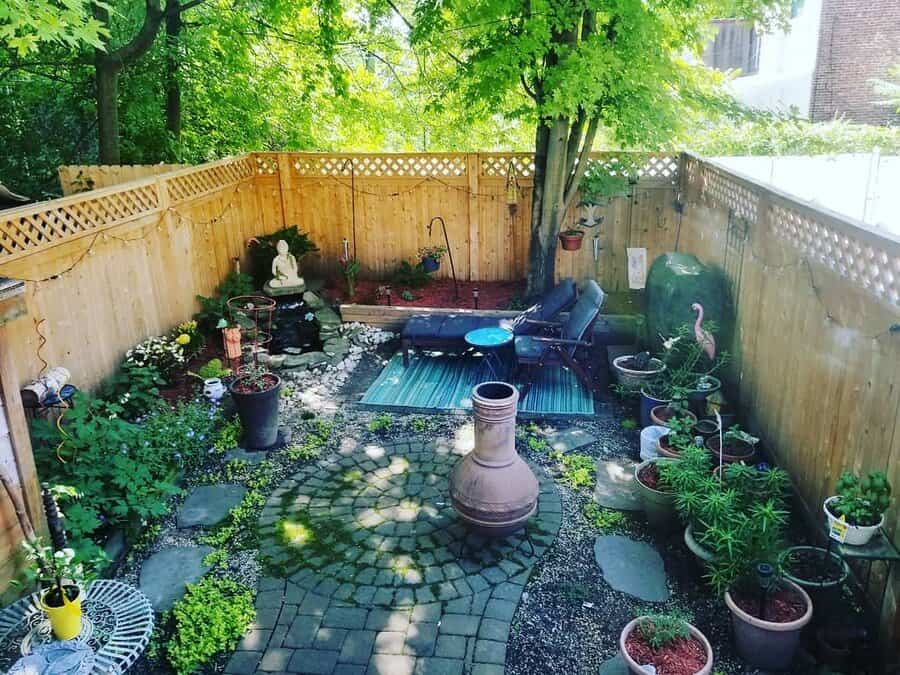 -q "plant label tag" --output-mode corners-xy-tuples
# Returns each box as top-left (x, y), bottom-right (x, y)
(829, 517), (849, 543)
